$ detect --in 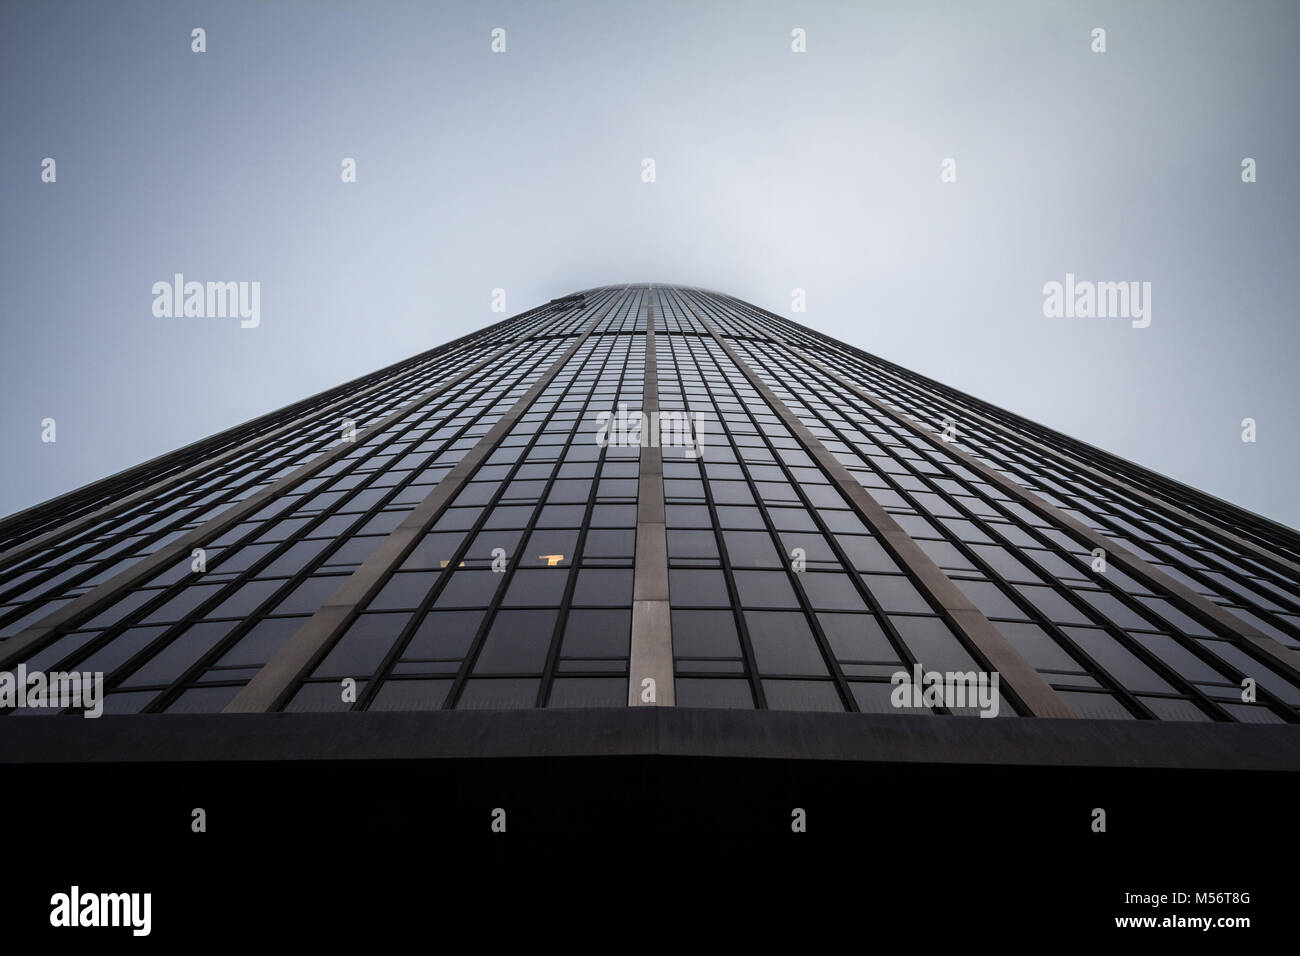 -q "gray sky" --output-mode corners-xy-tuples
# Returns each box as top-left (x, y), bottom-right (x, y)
(2, 0), (1297, 528)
